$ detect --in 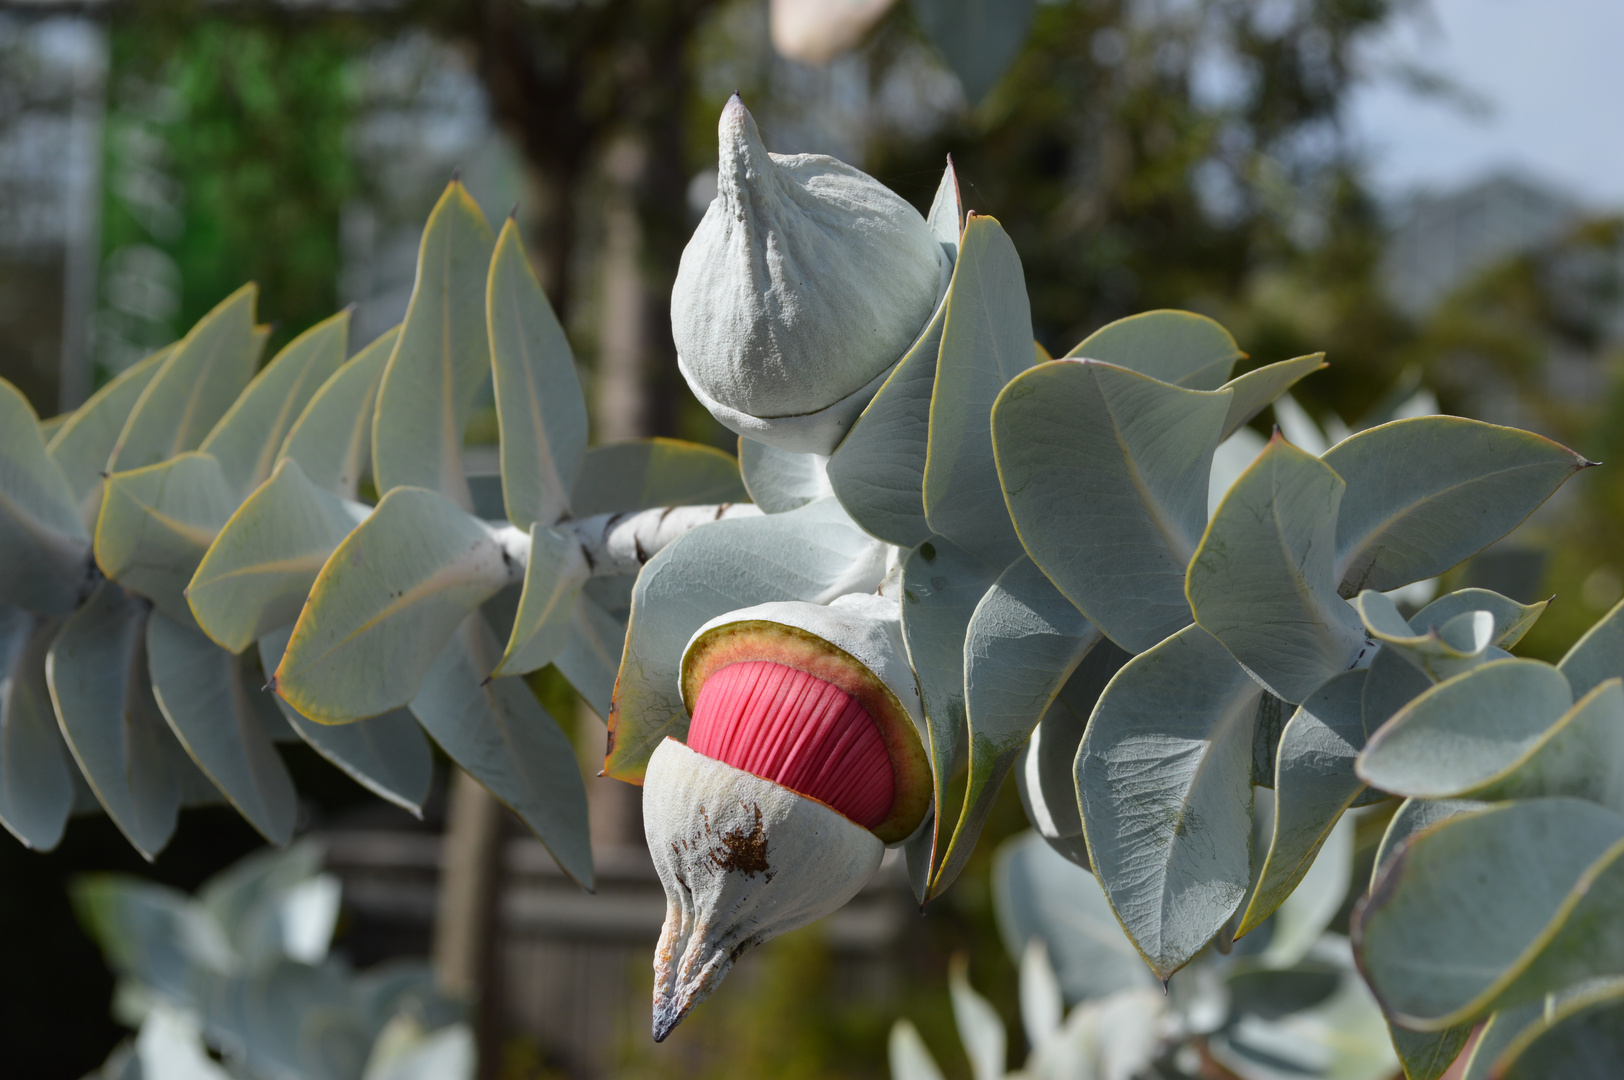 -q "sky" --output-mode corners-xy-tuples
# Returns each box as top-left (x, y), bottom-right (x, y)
(1346, 0), (1624, 209)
